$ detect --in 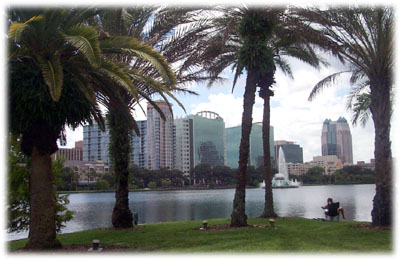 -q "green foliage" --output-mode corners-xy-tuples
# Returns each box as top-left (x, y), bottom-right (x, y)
(7, 137), (30, 233)
(95, 179), (110, 190)
(101, 174), (116, 189)
(161, 179), (172, 187)
(148, 182), (157, 189)
(56, 166), (79, 191)
(295, 166), (375, 185)
(7, 138), (73, 233)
